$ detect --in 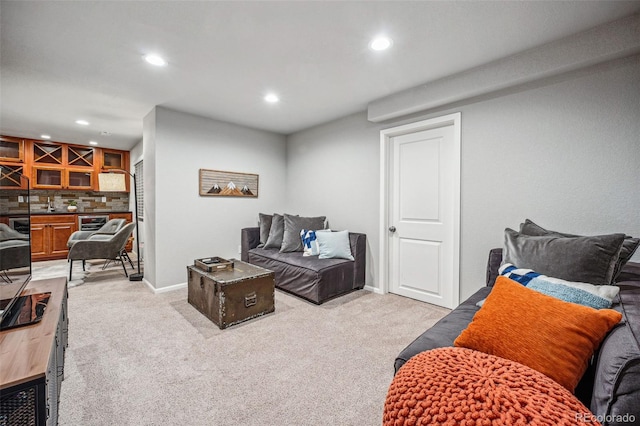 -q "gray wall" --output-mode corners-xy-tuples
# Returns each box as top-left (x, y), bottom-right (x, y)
(286, 55), (640, 301)
(142, 108), (157, 286)
(286, 112), (381, 287)
(145, 107), (287, 290)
